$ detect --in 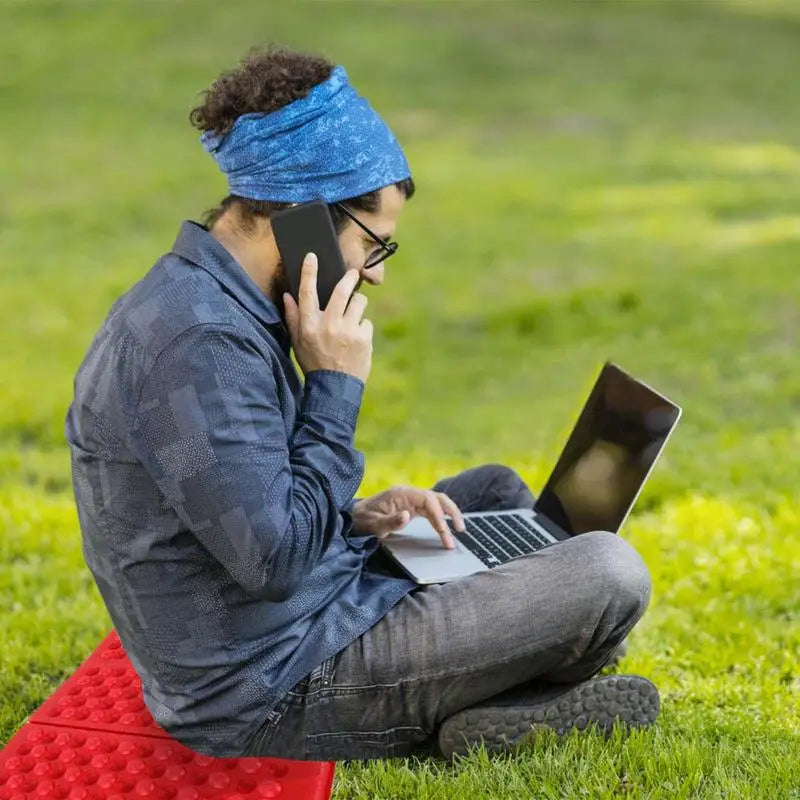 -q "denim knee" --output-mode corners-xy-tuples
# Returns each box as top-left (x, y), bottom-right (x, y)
(432, 463), (536, 513)
(573, 532), (652, 619)
(472, 463), (535, 511)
